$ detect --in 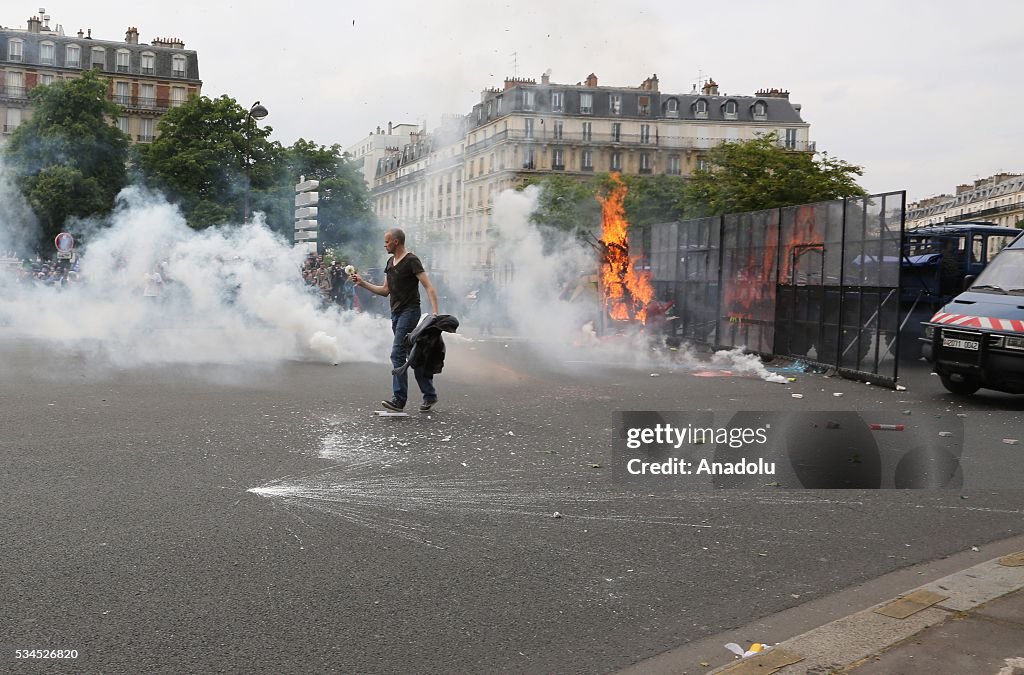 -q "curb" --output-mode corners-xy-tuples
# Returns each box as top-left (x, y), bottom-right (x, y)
(618, 533), (1024, 675)
(710, 551), (1024, 674)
